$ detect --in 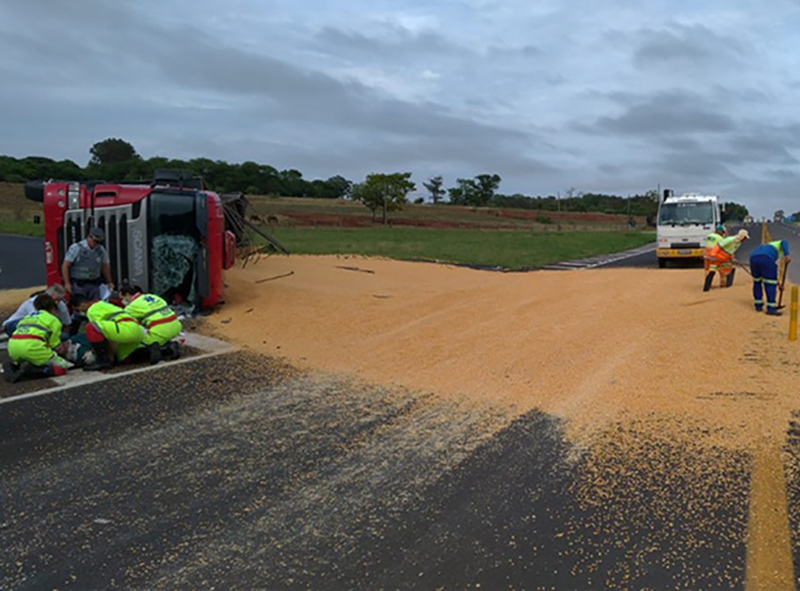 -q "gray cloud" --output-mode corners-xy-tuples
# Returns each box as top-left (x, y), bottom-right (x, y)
(314, 25), (461, 59)
(593, 92), (735, 136)
(1, 0), (800, 215)
(631, 24), (750, 71)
